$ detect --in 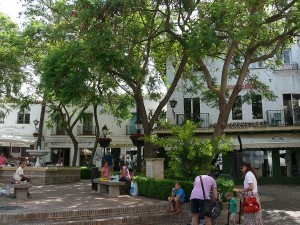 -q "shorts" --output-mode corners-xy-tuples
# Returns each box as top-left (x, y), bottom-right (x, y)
(230, 213), (237, 222)
(190, 199), (205, 214)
